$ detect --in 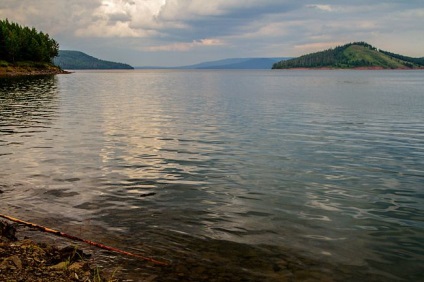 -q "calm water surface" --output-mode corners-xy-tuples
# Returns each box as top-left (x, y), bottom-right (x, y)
(1, 70), (423, 281)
